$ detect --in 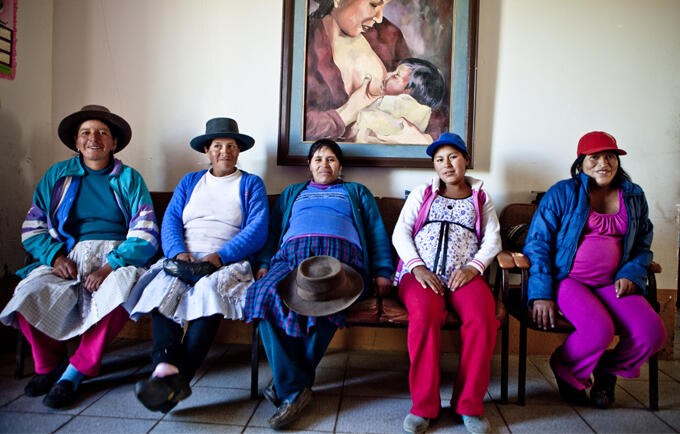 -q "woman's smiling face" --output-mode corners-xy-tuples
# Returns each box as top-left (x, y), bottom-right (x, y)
(331, 0), (391, 37)
(309, 146), (342, 185)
